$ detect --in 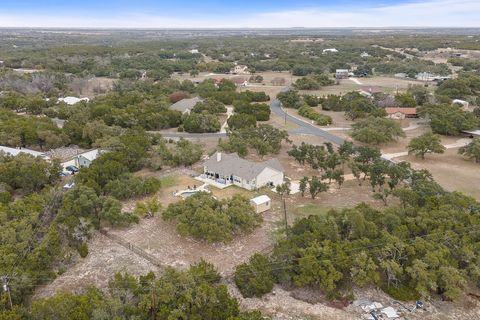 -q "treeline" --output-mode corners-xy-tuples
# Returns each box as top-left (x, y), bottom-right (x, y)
(235, 171), (480, 301)
(1, 262), (268, 320)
